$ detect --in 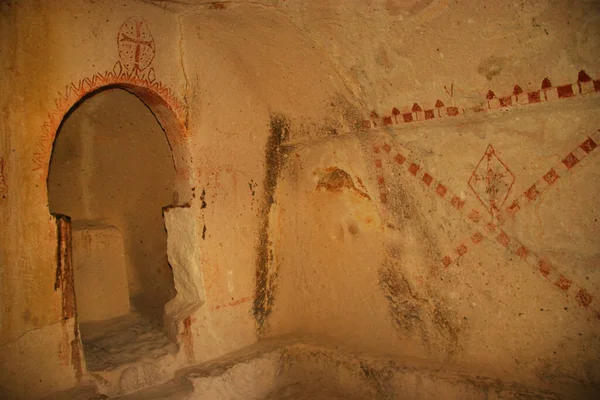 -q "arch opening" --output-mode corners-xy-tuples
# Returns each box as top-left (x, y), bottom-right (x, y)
(47, 87), (183, 372)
